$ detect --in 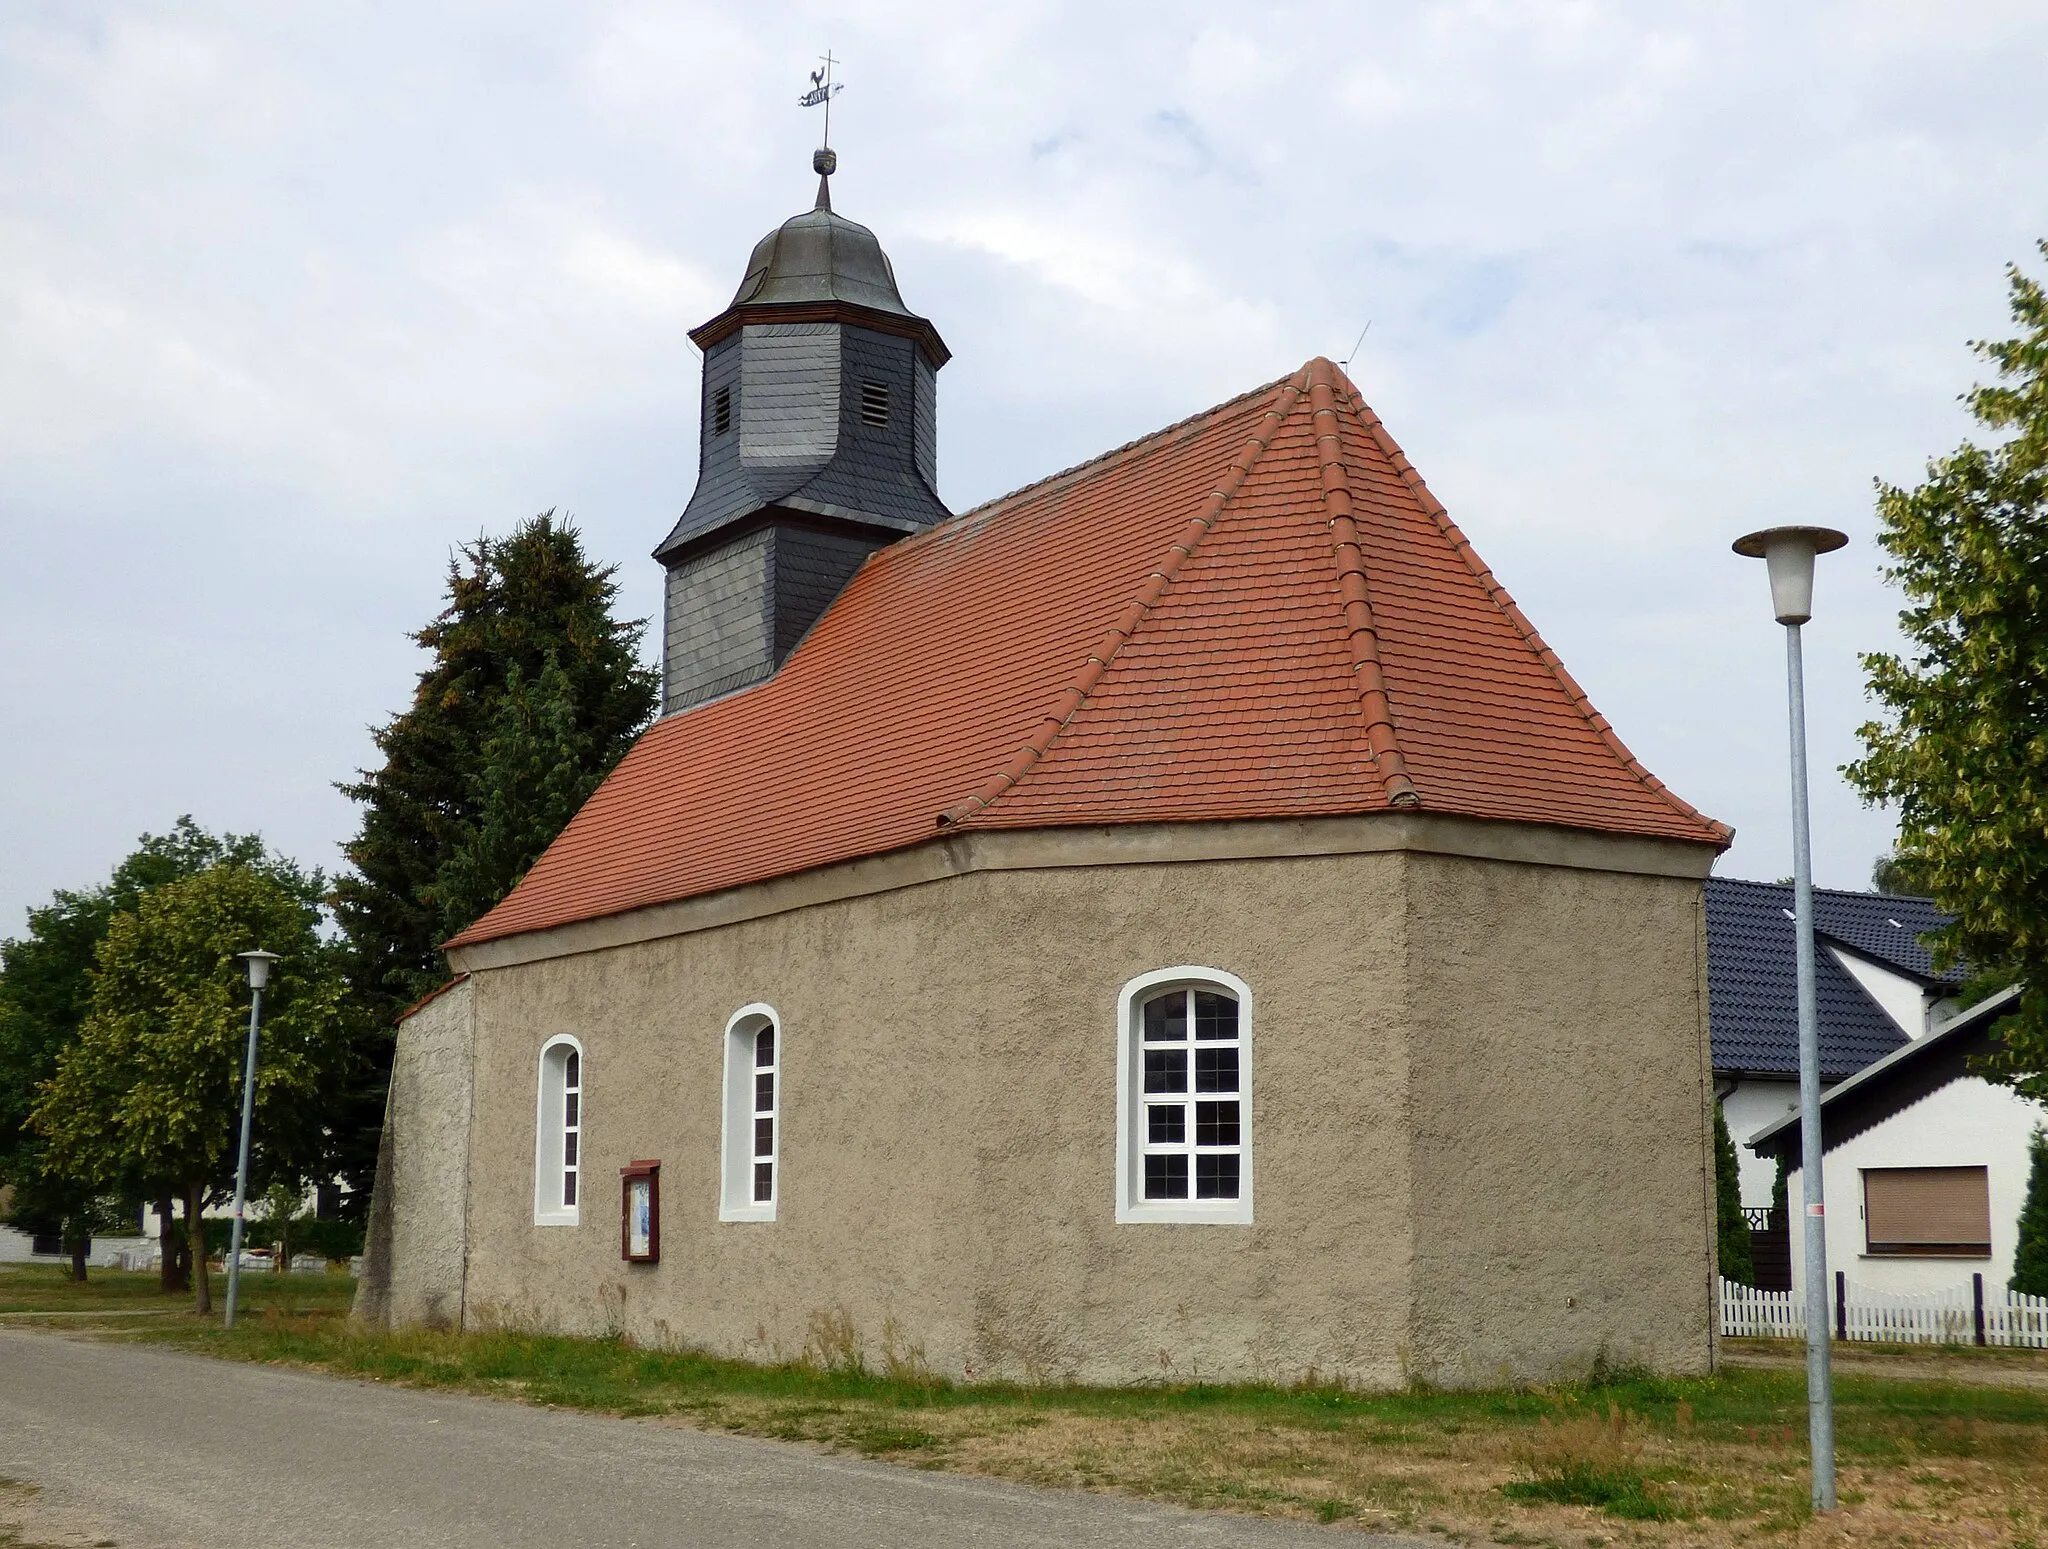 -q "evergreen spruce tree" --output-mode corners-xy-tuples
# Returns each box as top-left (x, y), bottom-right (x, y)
(331, 514), (657, 1195)
(429, 657), (603, 937)
(1714, 1101), (1756, 1287)
(2013, 1127), (2048, 1296)
(1846, 243), (2048, 1095)
(335, 514), (656, 1017)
